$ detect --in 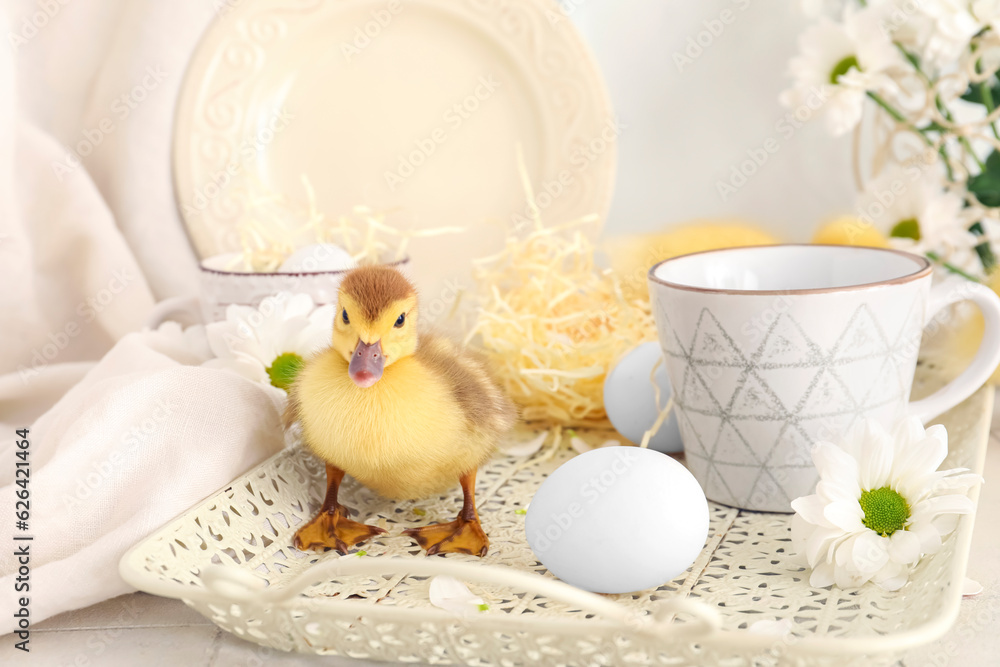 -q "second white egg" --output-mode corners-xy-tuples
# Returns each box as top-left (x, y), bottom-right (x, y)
(604, 341), (683, 453)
